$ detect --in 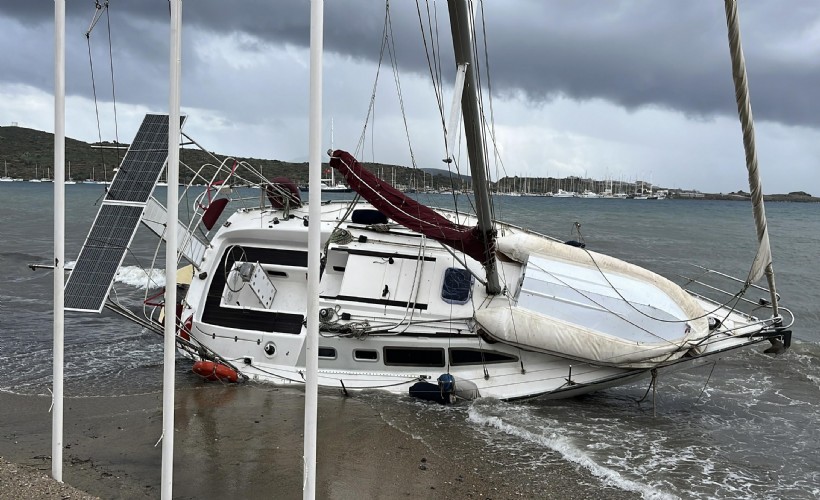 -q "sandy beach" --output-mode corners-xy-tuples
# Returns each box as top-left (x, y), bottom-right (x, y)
(0, 382), (638, 499)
